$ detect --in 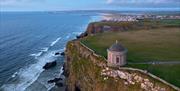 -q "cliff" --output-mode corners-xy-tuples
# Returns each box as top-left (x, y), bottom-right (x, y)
(77, 20), (180, 38)
(64, 40), (176, 91)
(79, 21), (137, 38)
